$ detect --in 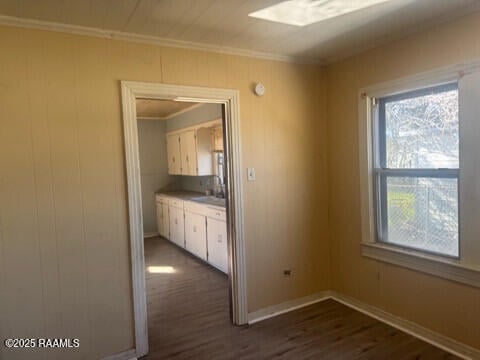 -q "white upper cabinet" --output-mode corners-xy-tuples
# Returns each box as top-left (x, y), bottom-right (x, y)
(166, 126), (214, 176)
(166, 133), (182, 175)
(180, 130), (198, 176)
